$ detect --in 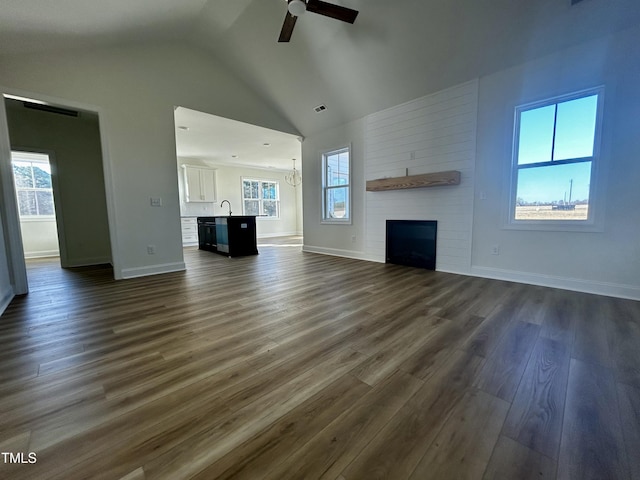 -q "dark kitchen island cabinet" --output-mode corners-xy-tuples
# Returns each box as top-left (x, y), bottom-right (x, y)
(197, 216), (258, 257)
